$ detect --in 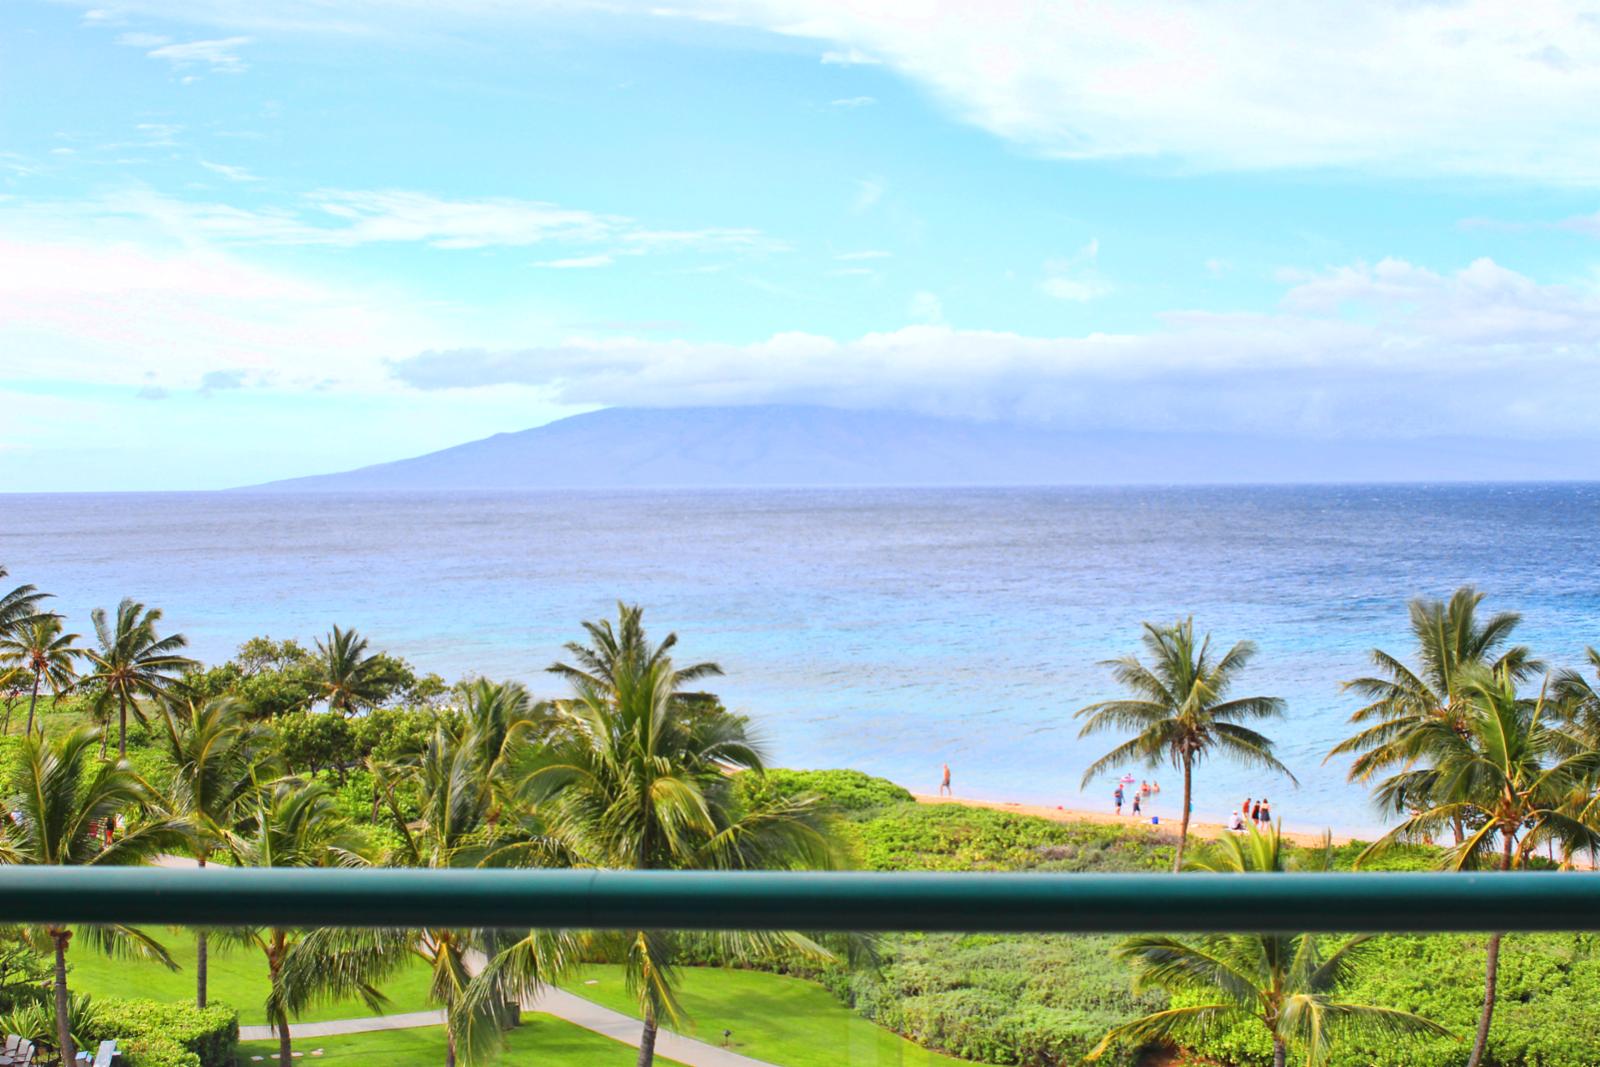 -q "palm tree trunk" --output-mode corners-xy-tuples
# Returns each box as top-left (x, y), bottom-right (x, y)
(1466, 931), (1503, 1067)
(52, 928), (75, 1063)
(445, 1018), (458, 1067)
(636, 1006), (658, 1067)
(25, 672), (40, 736)
(1452, 814), (1465, 846)
(1466, 832), (1517, 1067)
(277, 1007), (293, 1066)
(196, 853), (208, 1008)
(1173, 756), (1193, 873)
(118, 691), (129, 758)
(1272, 1036), (1287, 1067)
